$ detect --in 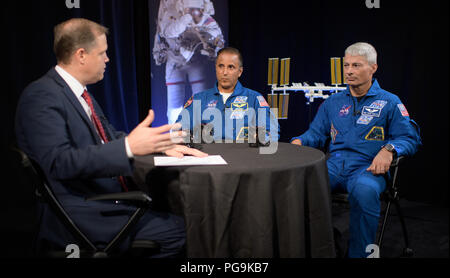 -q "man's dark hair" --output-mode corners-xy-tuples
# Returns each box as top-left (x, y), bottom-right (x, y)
(53, 18), (108, 64)
(216, 47), (243, 68)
